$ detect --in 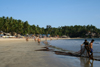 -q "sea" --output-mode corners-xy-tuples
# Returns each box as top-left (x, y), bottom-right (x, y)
(43, 38), (100, 67)
(47, 38), (100, 57)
